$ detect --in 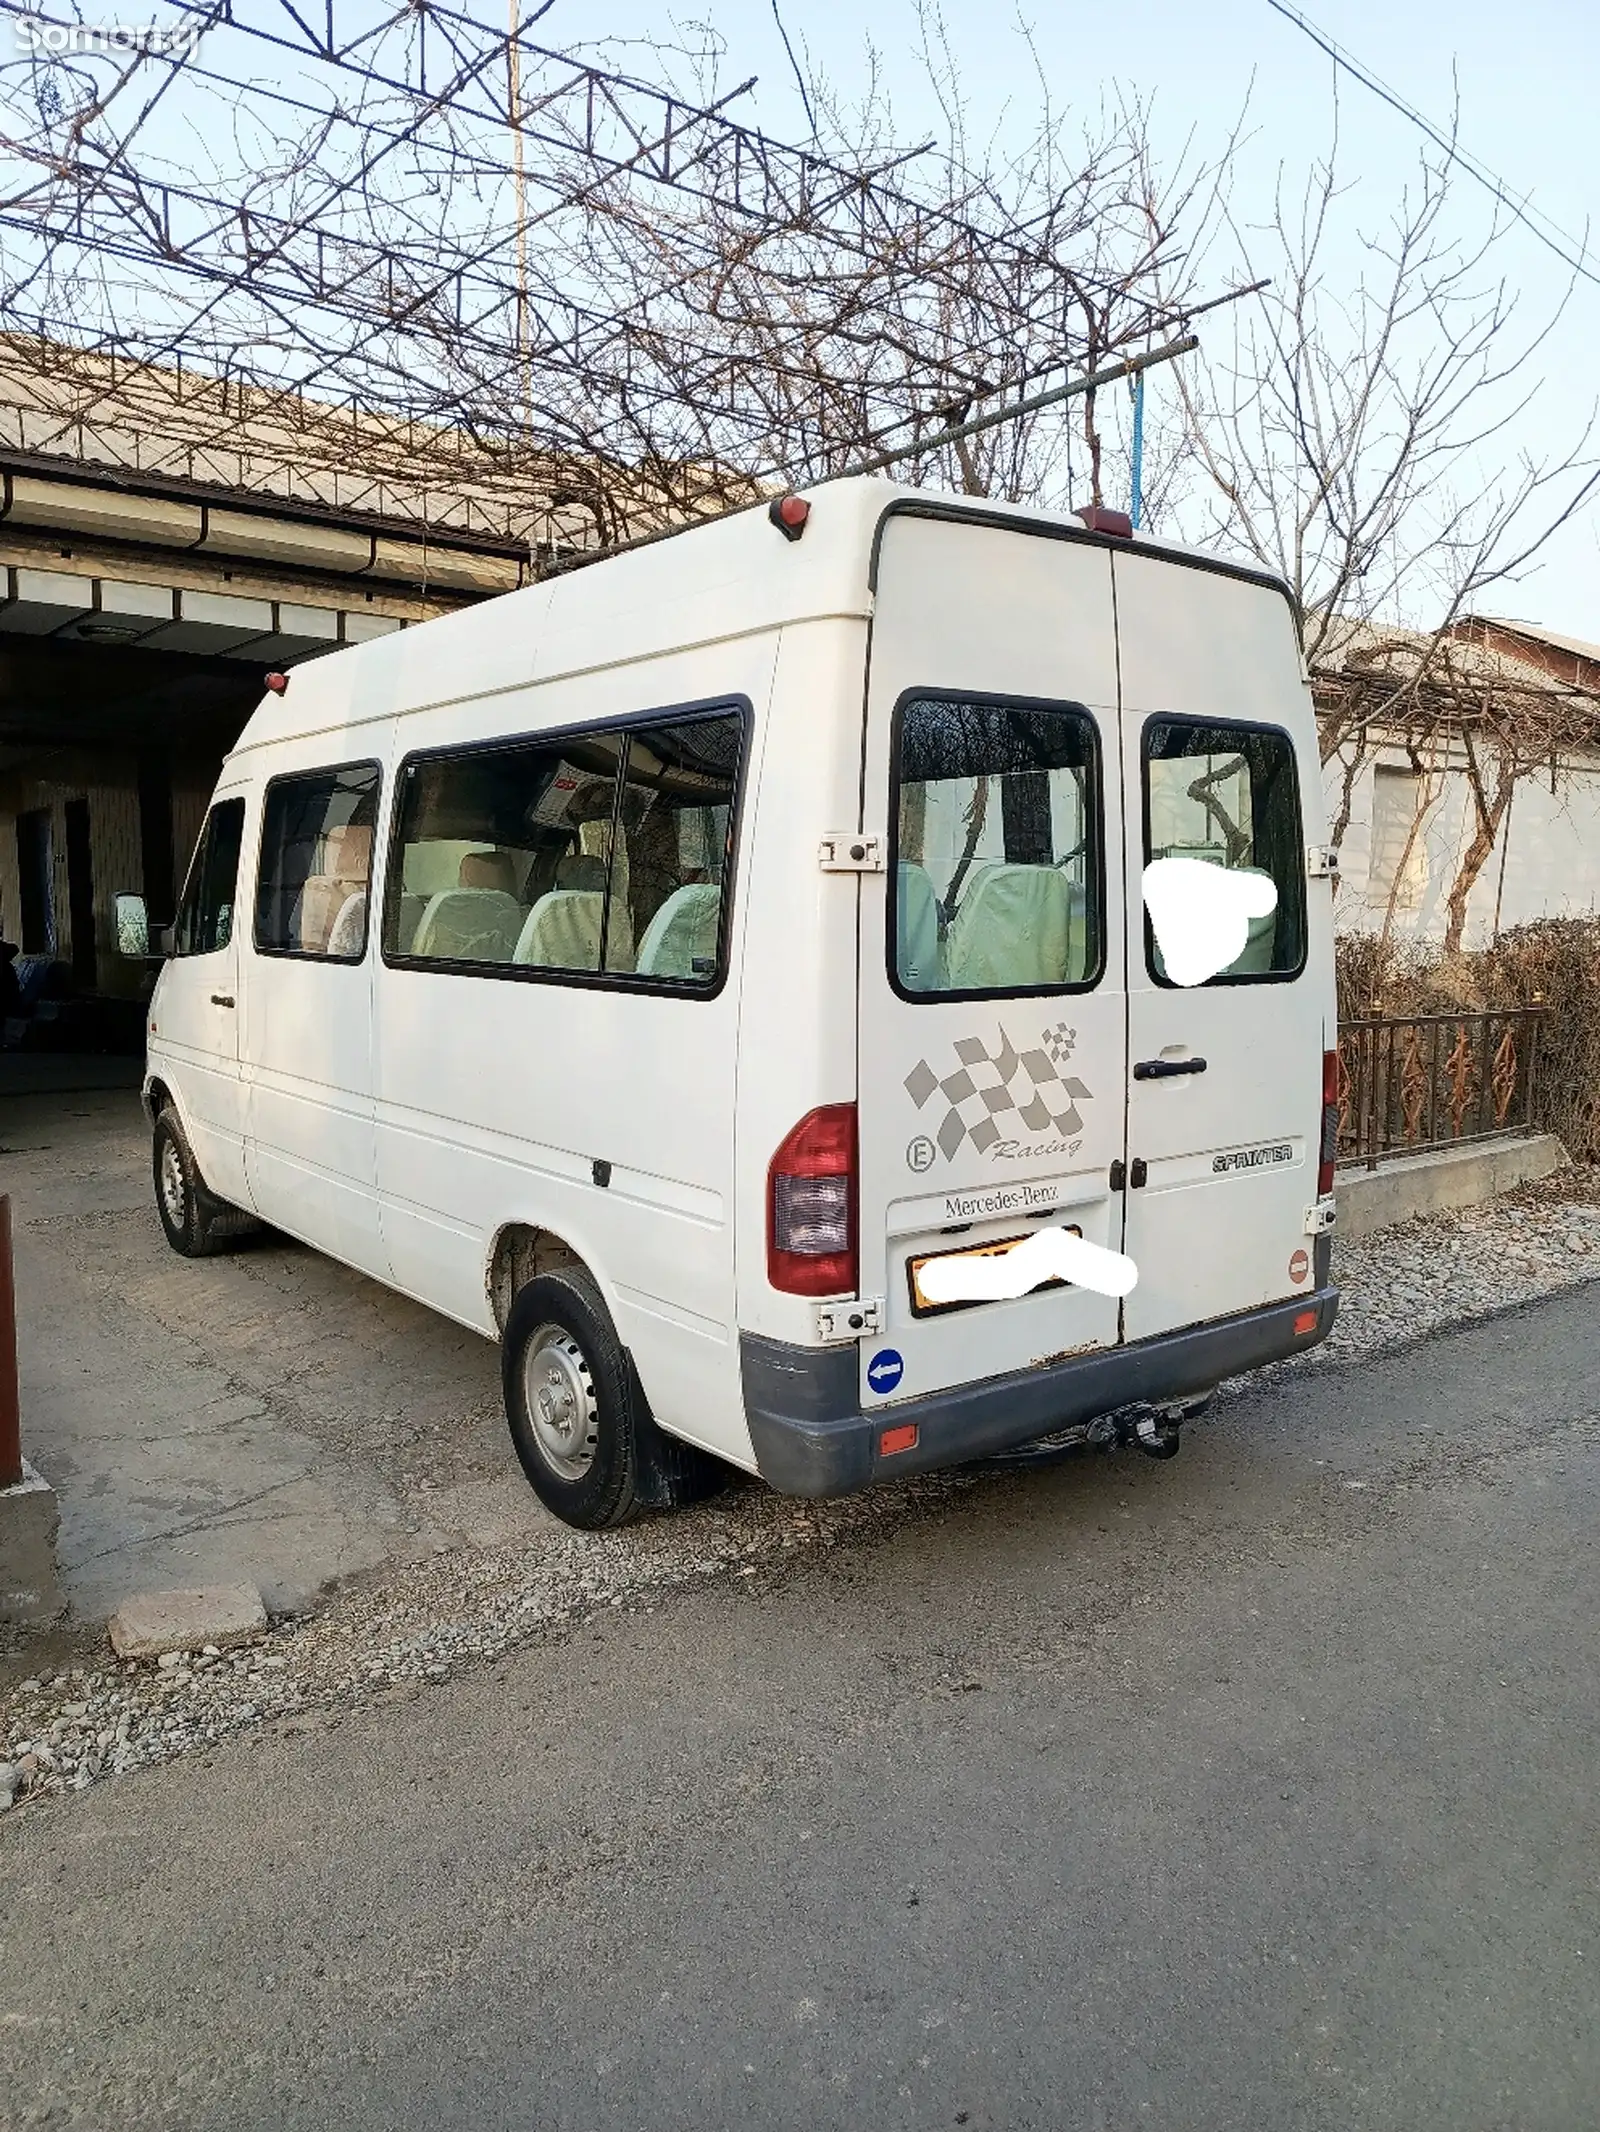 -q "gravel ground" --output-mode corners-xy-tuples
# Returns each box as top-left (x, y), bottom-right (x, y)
(4, 1163), (1598, 1820)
